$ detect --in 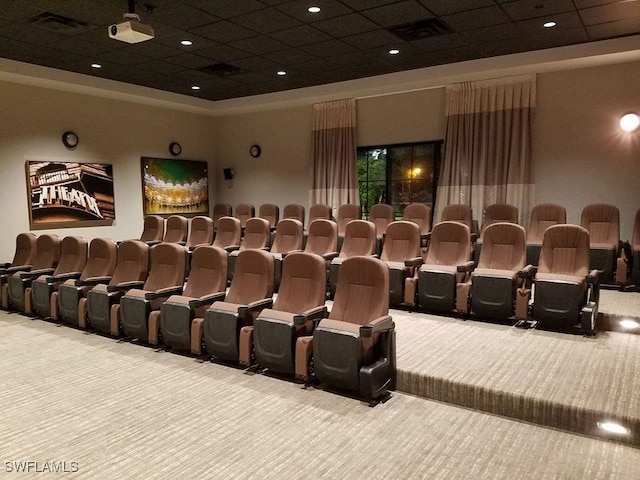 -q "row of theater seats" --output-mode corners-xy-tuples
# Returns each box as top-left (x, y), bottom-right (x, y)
(0, 232), (395, 402)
